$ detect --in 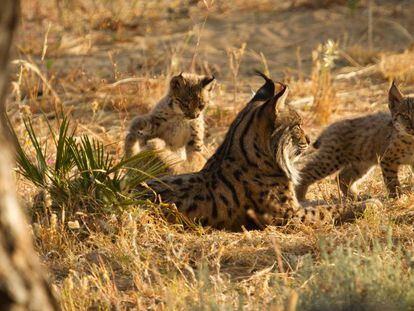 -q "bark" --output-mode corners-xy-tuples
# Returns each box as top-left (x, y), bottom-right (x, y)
(0, 1), (59, 310)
